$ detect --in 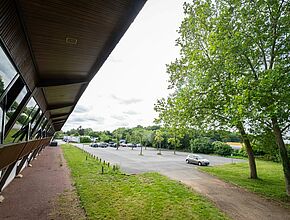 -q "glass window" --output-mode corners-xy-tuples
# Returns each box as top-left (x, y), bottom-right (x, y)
(40, 118), (47, 130)
(6, 86), (28, 122)
(31, 109), (42, 128)
(0, 107), (3, 142)
(0, 47), (17, 96)
(4, 86), (28, 144)
(18, 98), (37, 126)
